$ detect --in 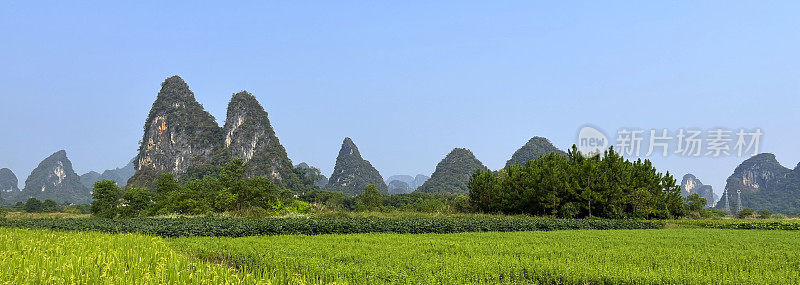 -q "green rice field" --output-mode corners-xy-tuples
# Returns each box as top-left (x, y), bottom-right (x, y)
(2, 226), (799, 284)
